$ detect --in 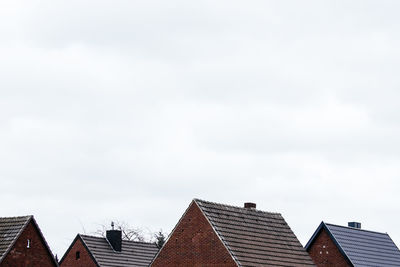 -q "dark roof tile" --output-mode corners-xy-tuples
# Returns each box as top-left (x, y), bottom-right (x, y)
(195, 199), (315, 267)
(326, 223), (400, 267)
(0, 216), (32, 263)
(80, 235), (158, 267)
